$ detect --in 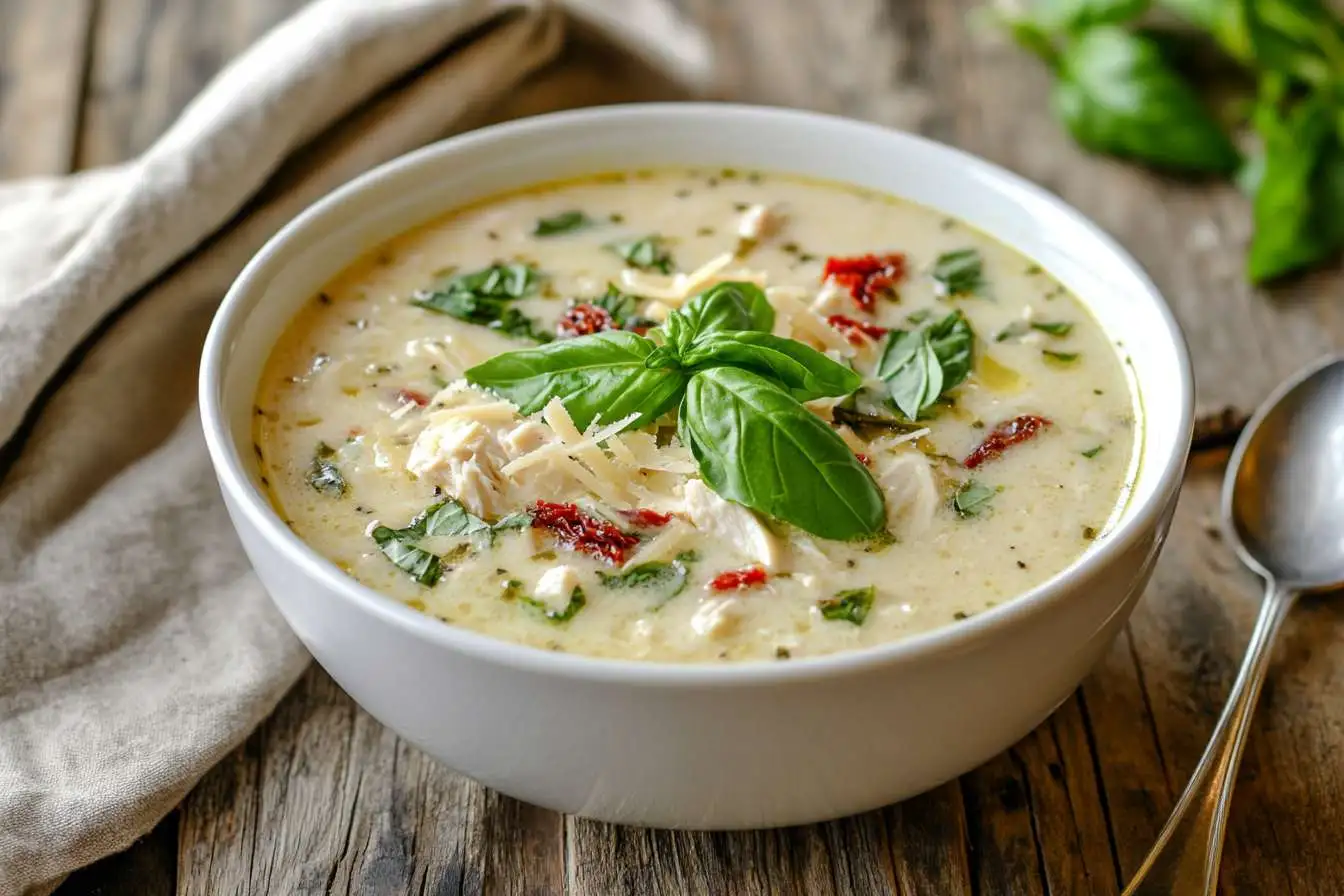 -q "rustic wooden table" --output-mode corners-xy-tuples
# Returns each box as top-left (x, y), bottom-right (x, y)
(7, 0), (1341, 893)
